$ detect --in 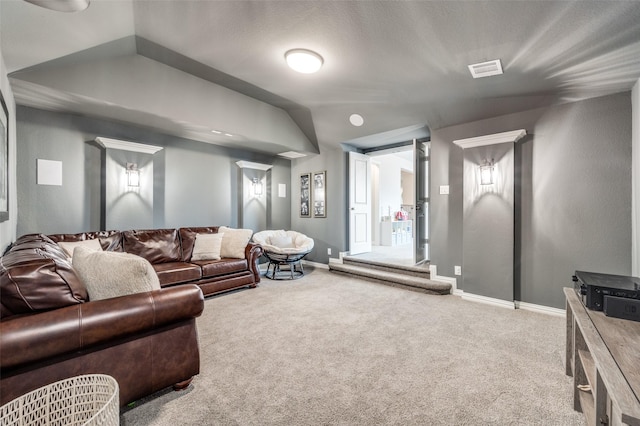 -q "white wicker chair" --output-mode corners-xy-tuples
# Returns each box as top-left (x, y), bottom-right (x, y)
(252, 230), (314, 280)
